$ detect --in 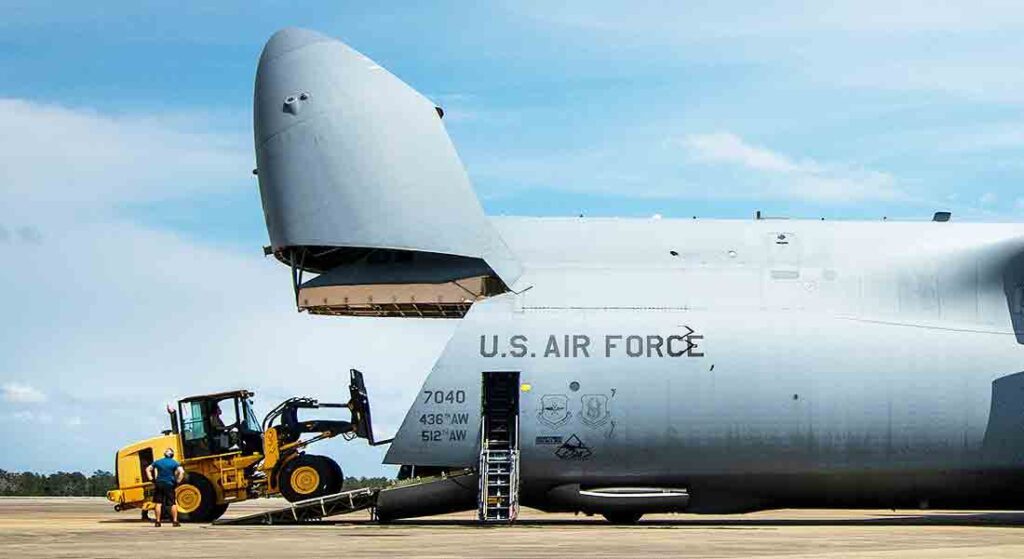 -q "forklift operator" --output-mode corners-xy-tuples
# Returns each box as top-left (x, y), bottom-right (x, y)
(211, 404), (226, 431)
(210, 404), (231, 453)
